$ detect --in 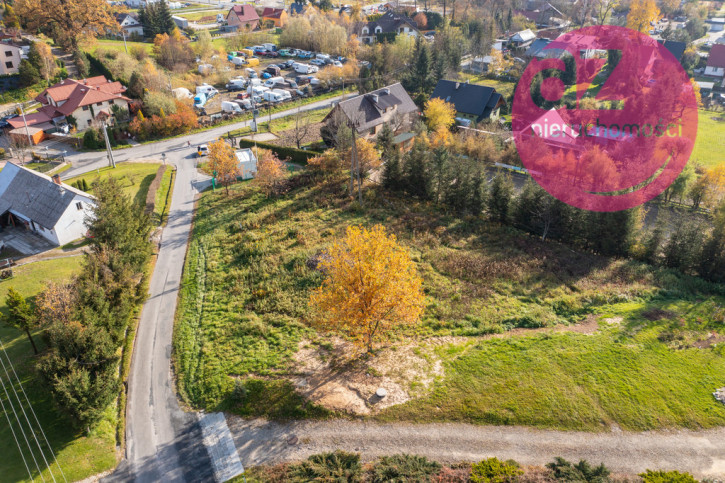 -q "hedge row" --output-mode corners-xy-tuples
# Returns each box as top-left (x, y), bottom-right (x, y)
(237, 139), (321, 165)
